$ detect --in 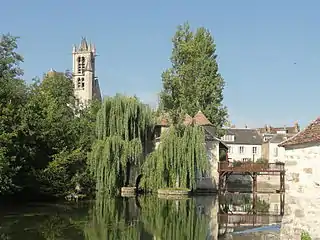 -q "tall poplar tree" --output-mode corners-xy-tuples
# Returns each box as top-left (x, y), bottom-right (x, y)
(159, 22), (228, 136)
